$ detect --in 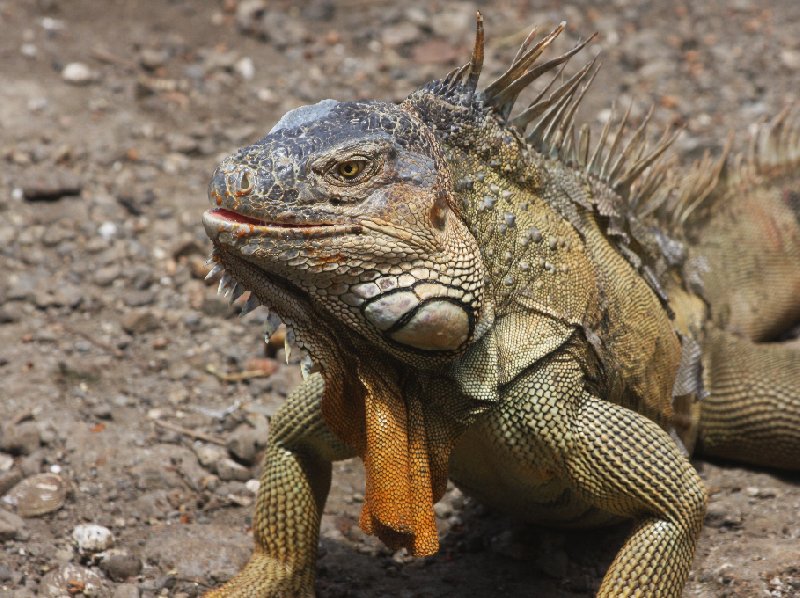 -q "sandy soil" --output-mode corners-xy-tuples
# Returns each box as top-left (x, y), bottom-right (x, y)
(0, 0), (798, 596)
